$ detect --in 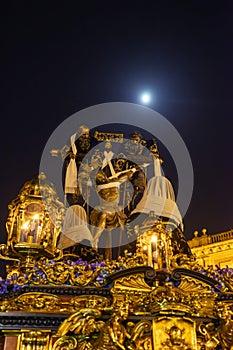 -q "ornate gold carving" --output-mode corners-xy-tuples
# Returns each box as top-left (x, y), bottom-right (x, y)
(57, 309), (103, 337)
(95, 306), (130, 349)
(149, 285), (193, 314)
(0, 292), (112, 314)
(198, 323), (220, 349)
(215, 271), (233, 292)
(20, 331), (50, 350)
(216, 301), (233, 349)
(1, 132), (233, 350)
(178, 275), (213, 292)
(113, 273), (152, 291)
(54, 303), (133, 350)
(161, 325), (192, 349)
(54, 309), (105, 350)
(4, 258), (111, 288)
(52, 336), (77, 350)
(1, 173), (65, 268)
(70, 295), (110, 310)
(110, 273), (152, 315)
(127, 320), (152, 349)
(0, 293), (60, 312)
(93, 131), (124, 143)
(152, 317), (197, 350)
